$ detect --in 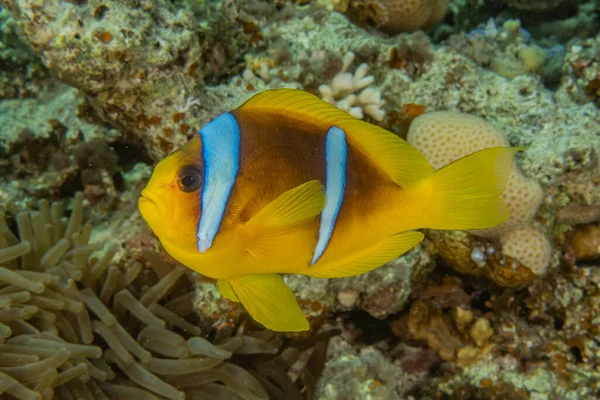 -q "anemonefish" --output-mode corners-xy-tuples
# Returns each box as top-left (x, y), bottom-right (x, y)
(139, 89), (519, 332)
